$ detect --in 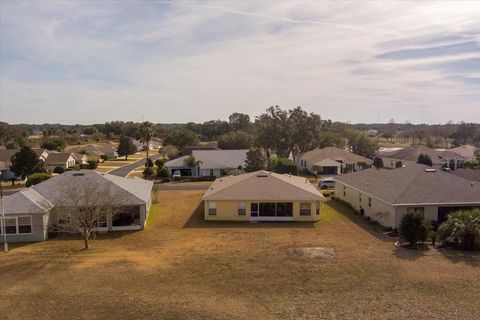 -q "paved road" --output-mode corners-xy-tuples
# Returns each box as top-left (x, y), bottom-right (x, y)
(2, 188), (24, 196)
(108, 154), (163, 177)
(154, 184), (210, 191)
